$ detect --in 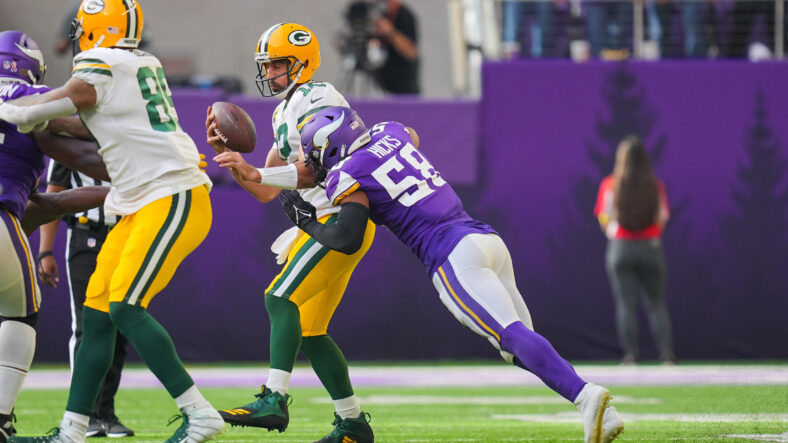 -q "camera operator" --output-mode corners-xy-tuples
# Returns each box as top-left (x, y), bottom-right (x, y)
(343, 0), (420, 94)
